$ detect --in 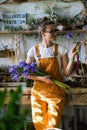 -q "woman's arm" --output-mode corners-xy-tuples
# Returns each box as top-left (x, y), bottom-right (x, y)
(62, 44), (78, 76)
(26, 56), (35, 64)
(27, 74), (55, 84)
(25, 56), (55, 84)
